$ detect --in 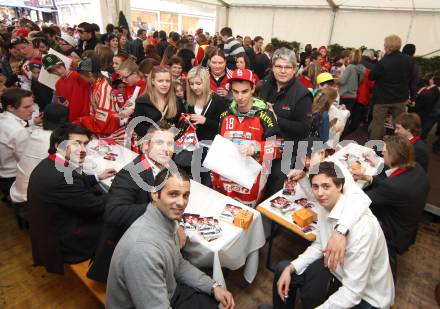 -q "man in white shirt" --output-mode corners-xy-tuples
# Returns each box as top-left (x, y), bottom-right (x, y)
(10, 104), (70, 205)
(272, 161), (394, 309)
(0, 88), (34, 201)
